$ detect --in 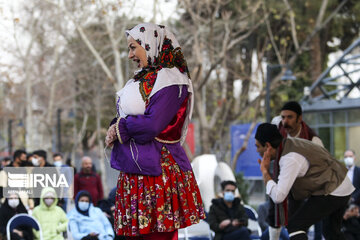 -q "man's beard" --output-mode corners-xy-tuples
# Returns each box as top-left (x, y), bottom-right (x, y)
(283, 122), (292, 129)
